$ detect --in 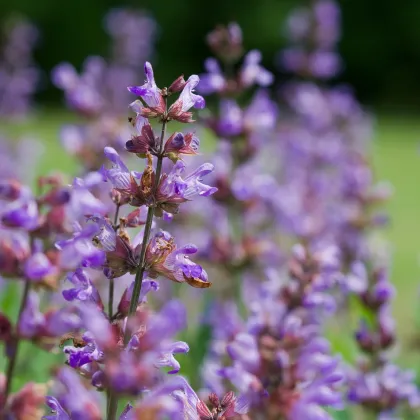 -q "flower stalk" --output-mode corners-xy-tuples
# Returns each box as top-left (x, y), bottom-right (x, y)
(2, 279), (31, 408)
(125, 98), (167, 332)
(107, 99), (168, 420)
(108, 203), (121, 319)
